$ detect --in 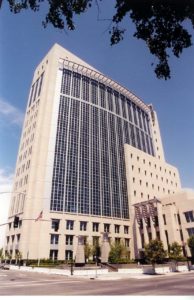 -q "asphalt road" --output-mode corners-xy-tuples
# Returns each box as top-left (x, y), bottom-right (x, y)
(0, 269), (194, 295)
